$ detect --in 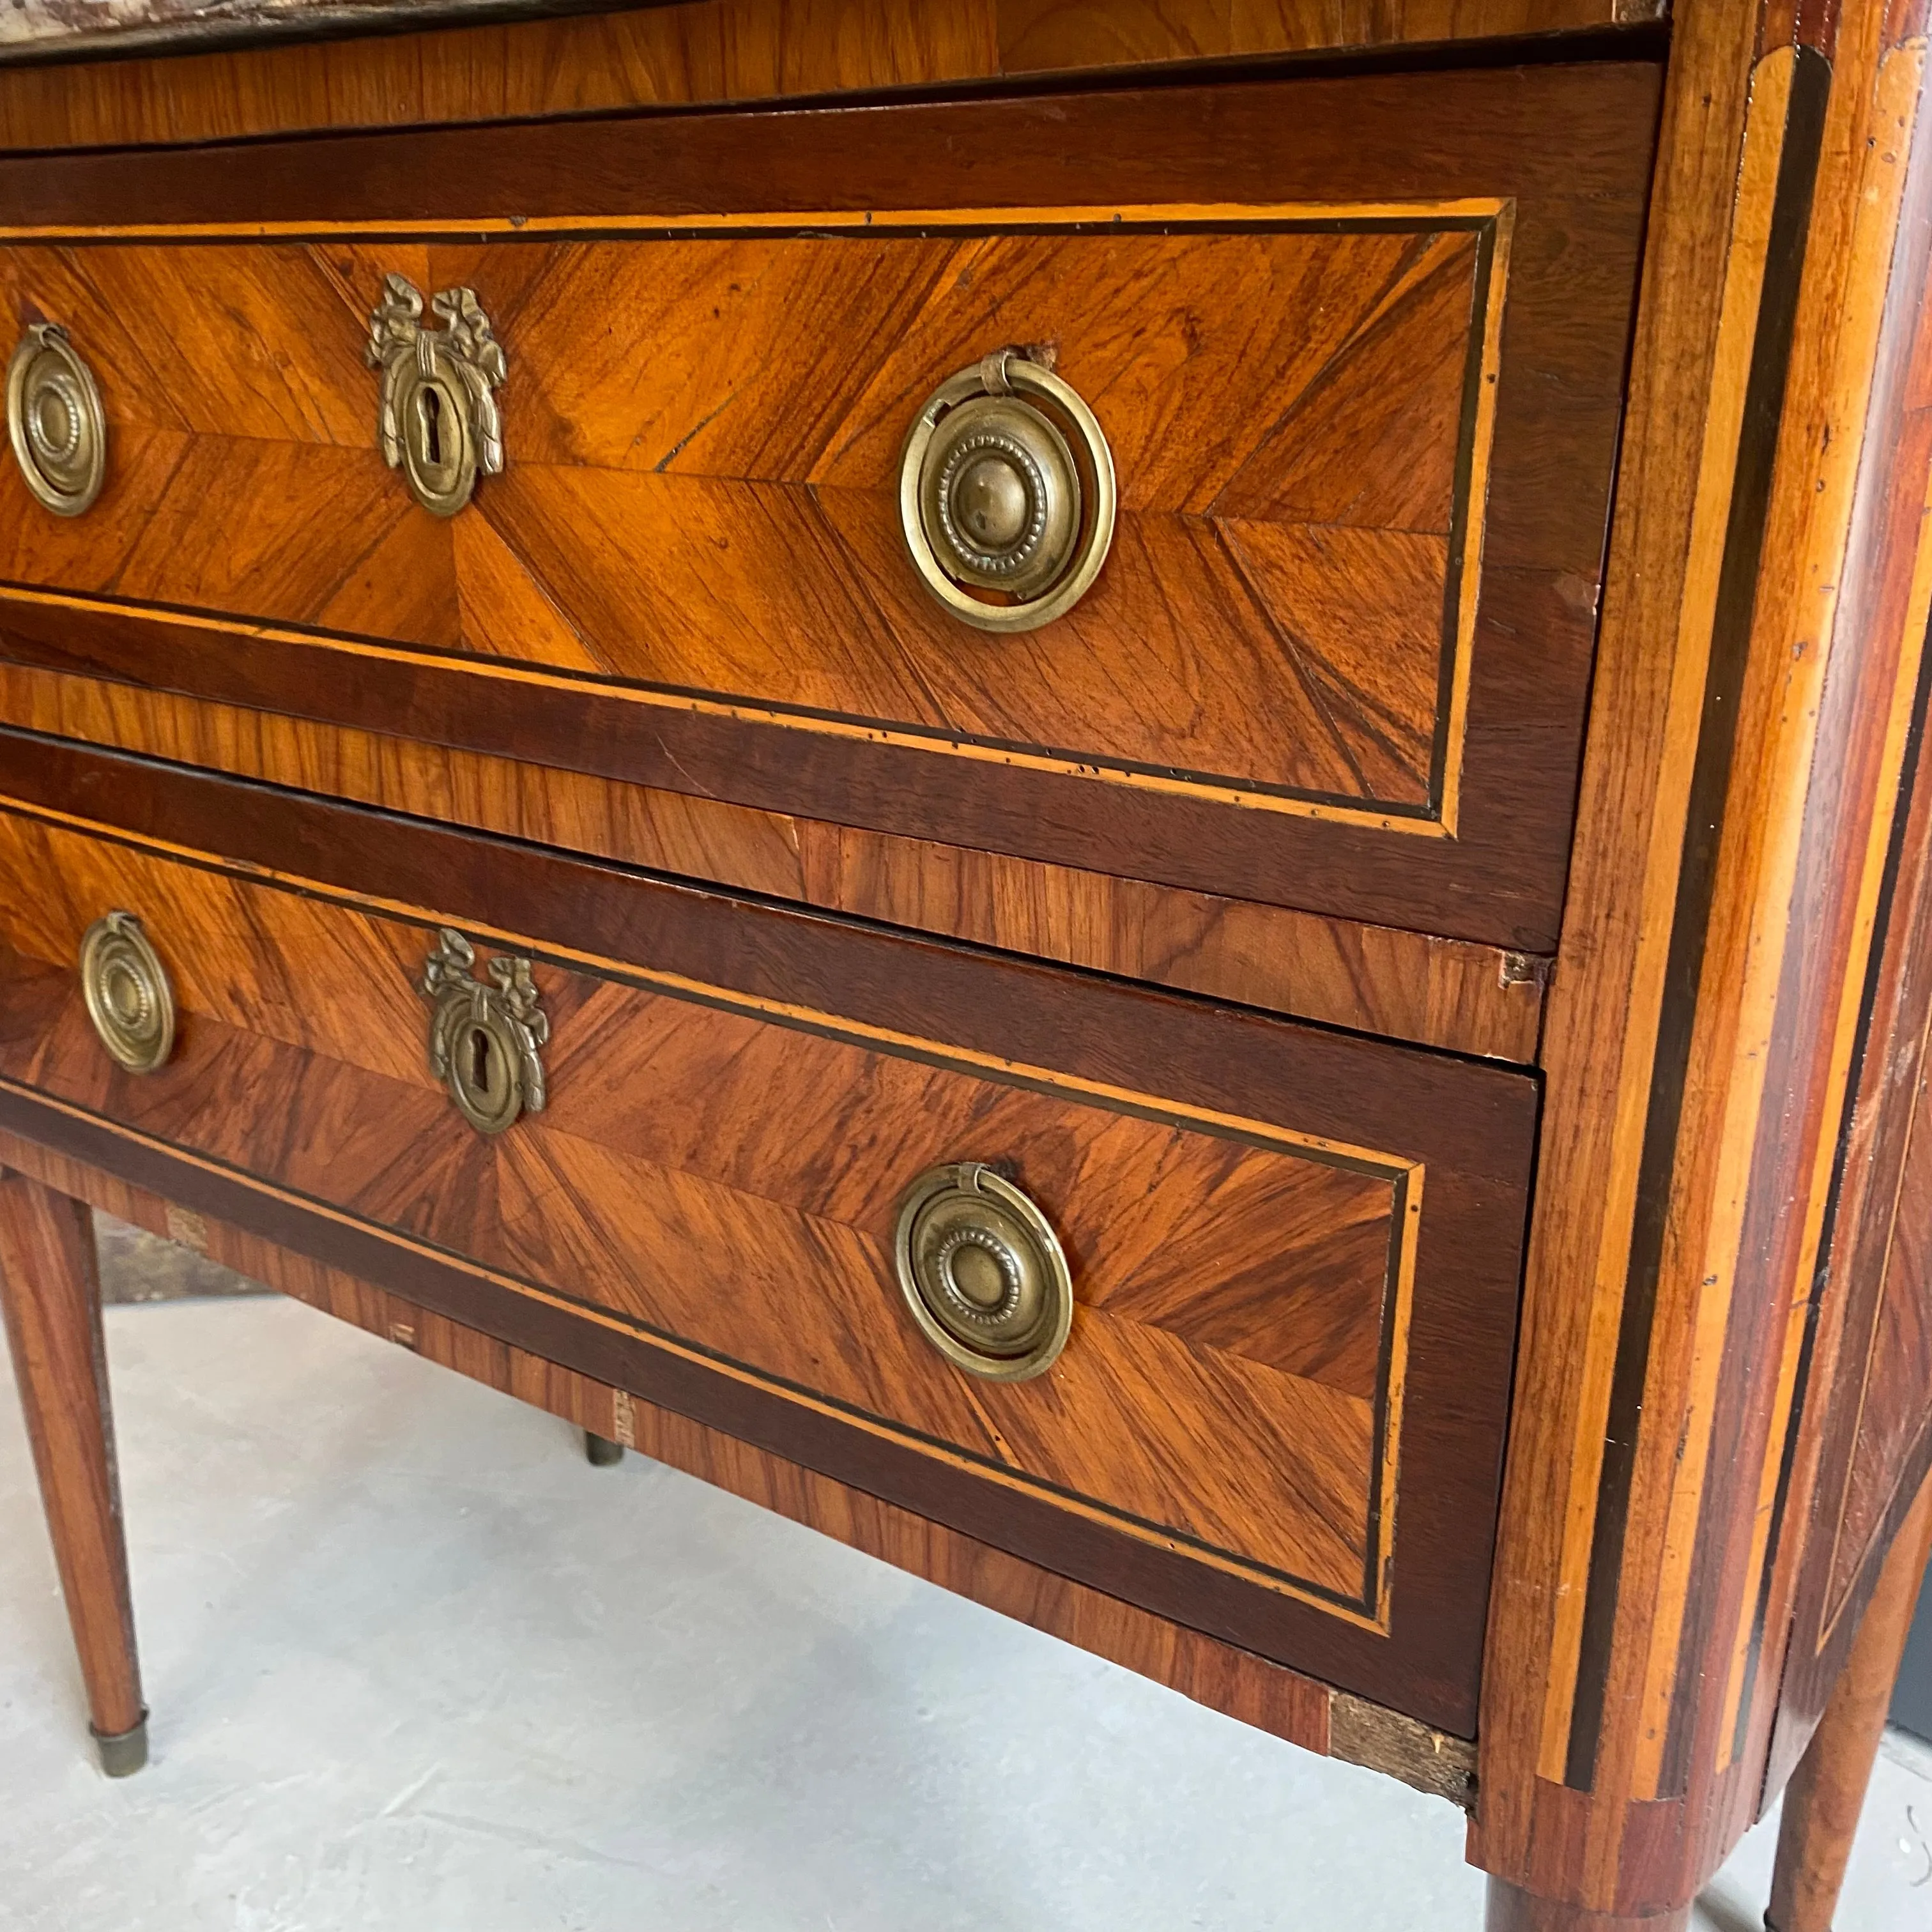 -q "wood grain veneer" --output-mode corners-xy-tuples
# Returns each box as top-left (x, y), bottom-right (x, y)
(1767, 1469), (1932, 1932)
(8, 9), (1932, 1930)
(1475, 0), (1932, 1917)
(0, 1124), (1483, 1808)
(0, 746), (1539, 1728)
(0, 666), (1546, 1059)
(0, 1169), (144, 1747)
(0, 62), (1657, 949)
(0, 811), (1412, 1611)
(0, 220), (1502, 818)
(0, 0), (1658, 151)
